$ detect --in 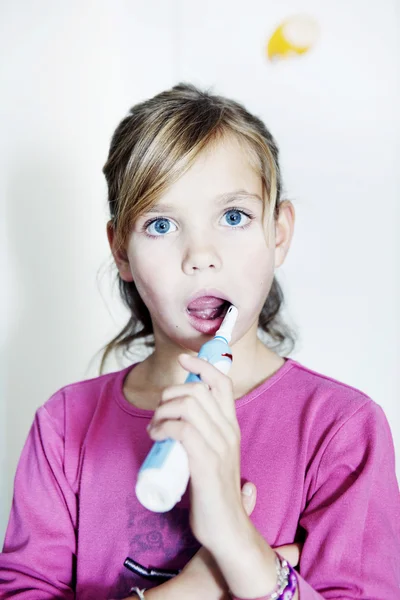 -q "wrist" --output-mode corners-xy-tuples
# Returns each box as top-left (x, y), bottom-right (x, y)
(207, 505), (254, 558)
(211, 521), (278, 598)
(230, 554), (299, 600)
